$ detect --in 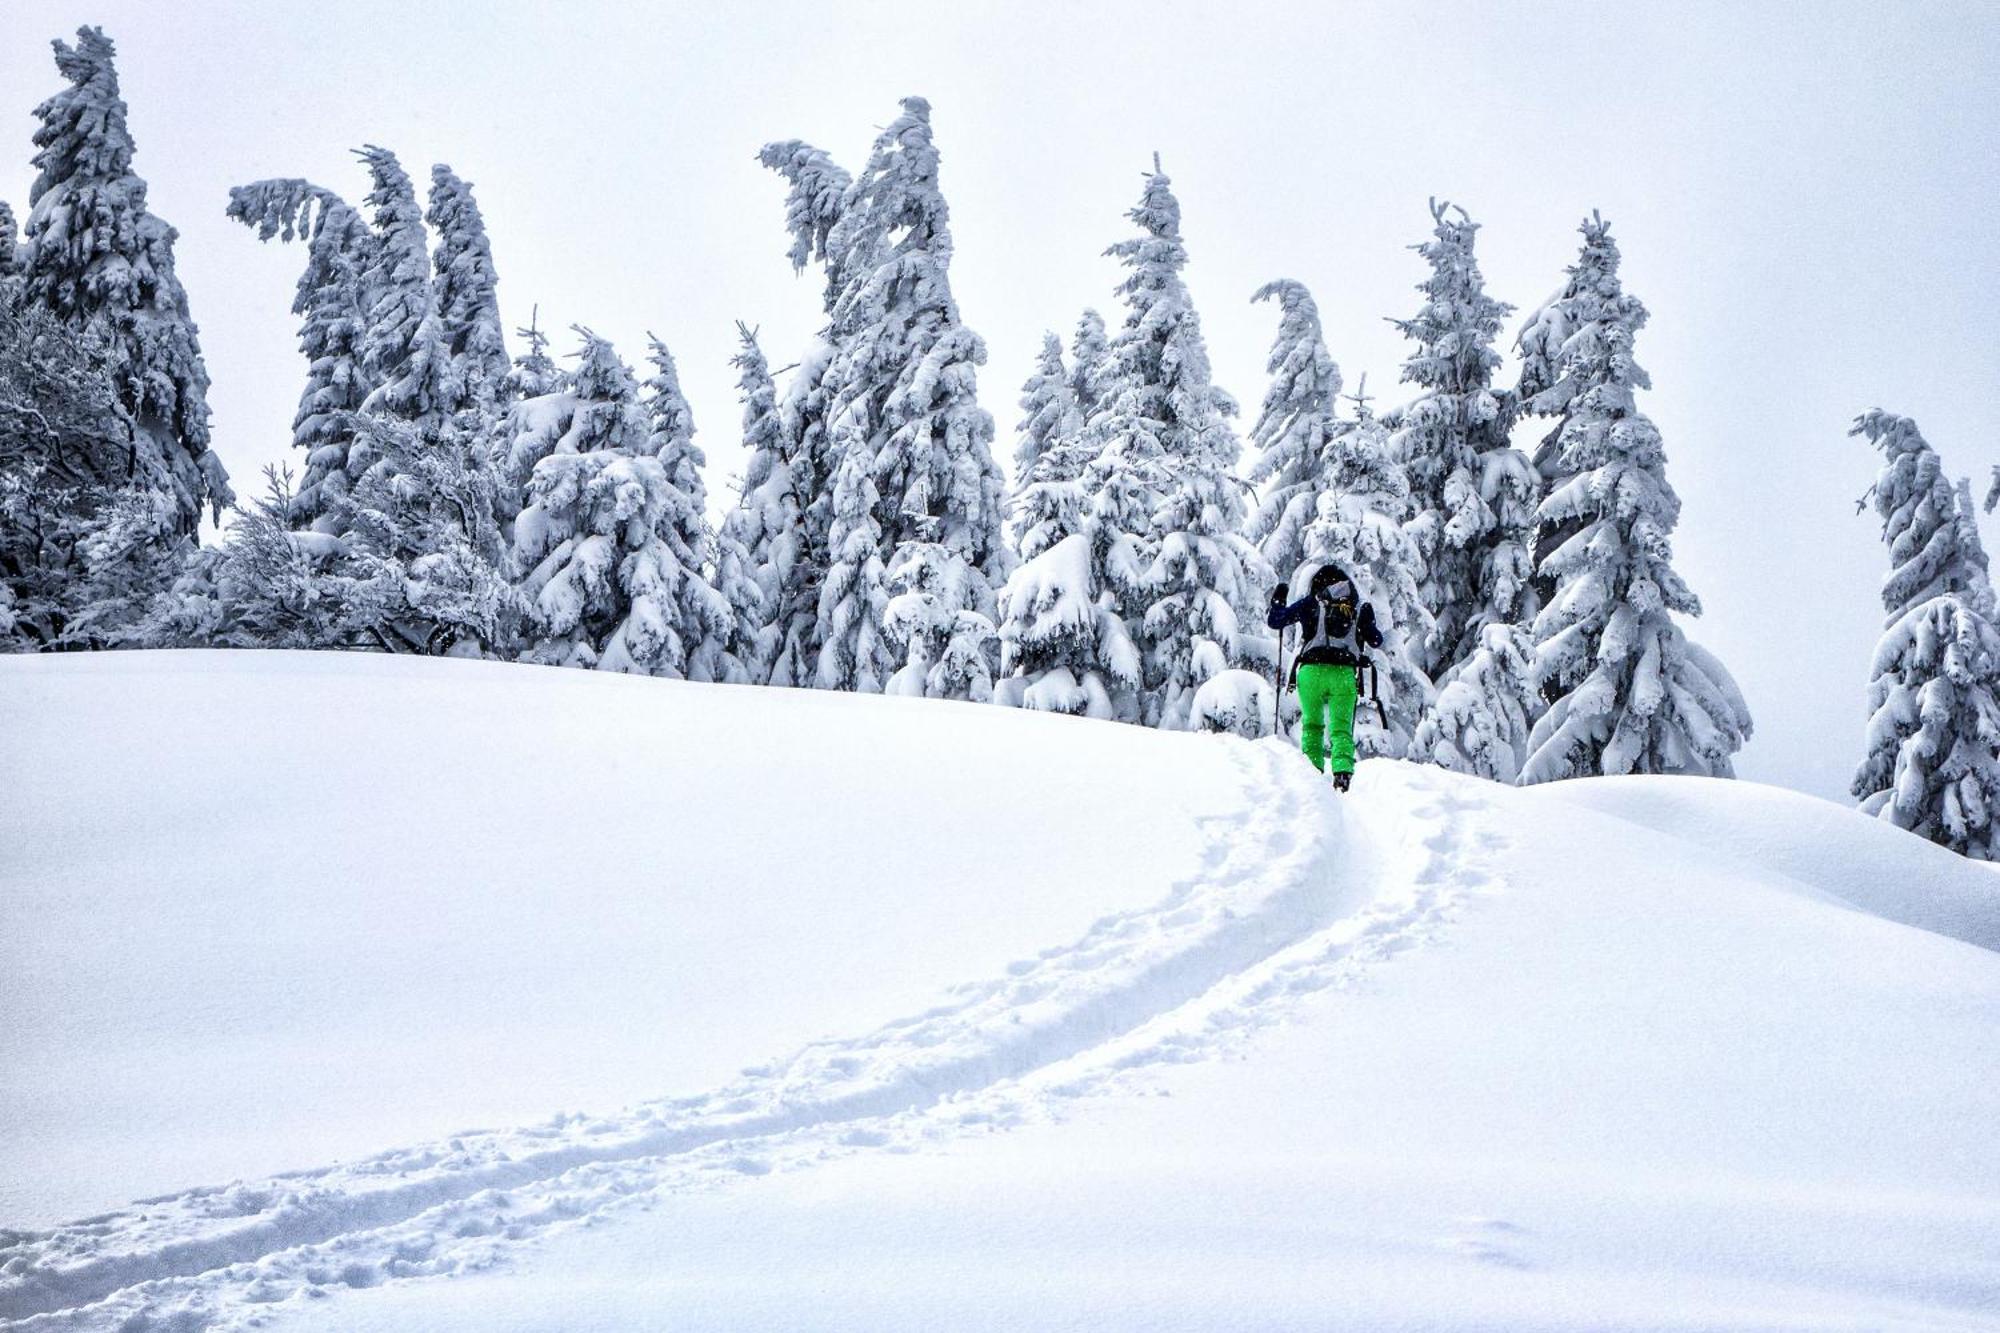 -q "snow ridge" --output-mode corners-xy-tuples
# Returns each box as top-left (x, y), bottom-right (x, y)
(0, 748), (1498, 1332)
